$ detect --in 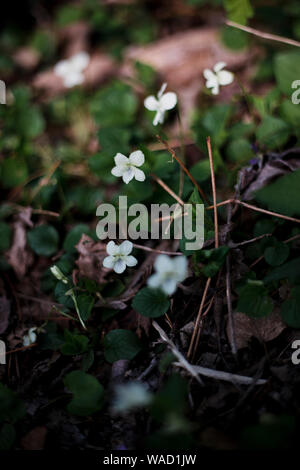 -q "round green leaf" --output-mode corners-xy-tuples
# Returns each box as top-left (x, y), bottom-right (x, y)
(104, 329), (142, 363)
(264, 242), (289, 267)
(132, 287), (170, 318)
(27, 225), (59, 256)
(281, 288), (300, 328)
(63, 224), (90, 252)
(64, 370), (104, 416)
